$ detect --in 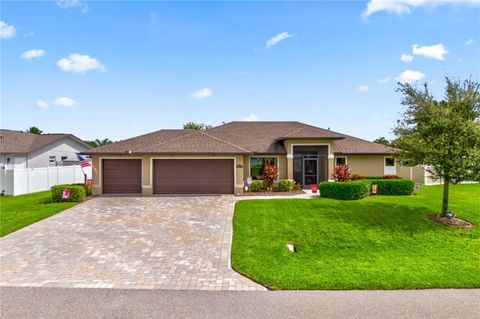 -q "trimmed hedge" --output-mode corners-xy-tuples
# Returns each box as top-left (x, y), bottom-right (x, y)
(278, 179), (295, 192)
(51, 184), (86, 202)
(370, 179), (414, 196)
(249, 180), (262, 192)
(319, 181), (370, 200)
